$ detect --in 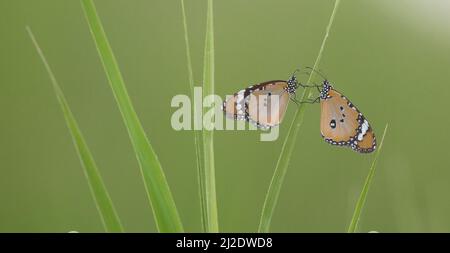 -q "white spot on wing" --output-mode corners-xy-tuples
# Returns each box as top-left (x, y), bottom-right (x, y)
(357, 119), (370, 141)
(357, 133), (364, 141)
(361, 119), (369, 135)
